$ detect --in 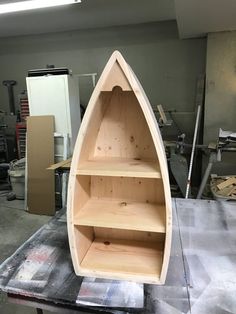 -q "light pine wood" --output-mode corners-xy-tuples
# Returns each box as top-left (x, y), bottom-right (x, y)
(80, 238), (163, 283)
(101, 62), (132, 91)
(94, 227), (165, 242)
(67, 51), (172, 284)
(72, 175), (90, 217)
(74, 198), (166, 233)
(76, 157), (161, 178)
(74, 175), (165, 208)
(217, 177), (236, 190)
(90, 176), (165, 204)
(74, 225), (94, 263)
(93, 88), (157, 159)
(47, 158), (72, 170)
